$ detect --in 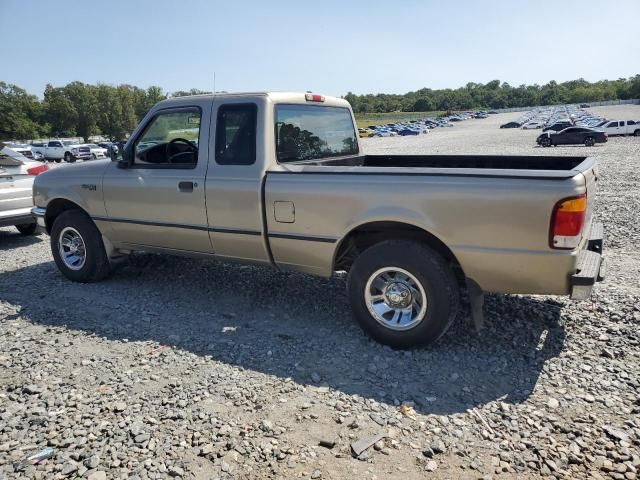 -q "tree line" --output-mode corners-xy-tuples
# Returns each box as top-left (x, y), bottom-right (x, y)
(344, 76), (640, 114)
(1, 76), (639, 141)
(0, 82), (210, 142)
